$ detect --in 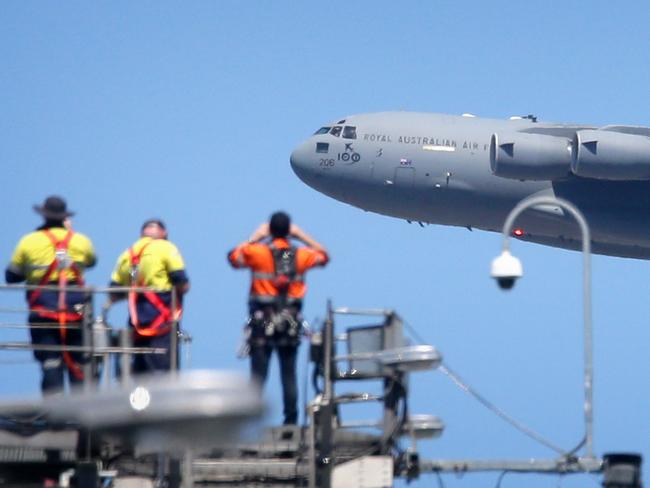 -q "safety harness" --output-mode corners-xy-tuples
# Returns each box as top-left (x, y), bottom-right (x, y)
(249, 243), (303, 343)
(127, 241), (181, 337)
(251, 243), (303, 307)
(28, 230), (85, 380)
